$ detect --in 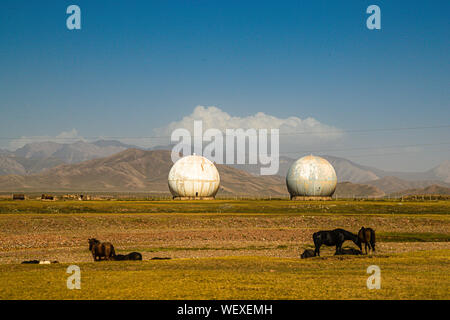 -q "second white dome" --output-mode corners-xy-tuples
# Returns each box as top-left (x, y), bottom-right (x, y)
(286, 155), (337, 198)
